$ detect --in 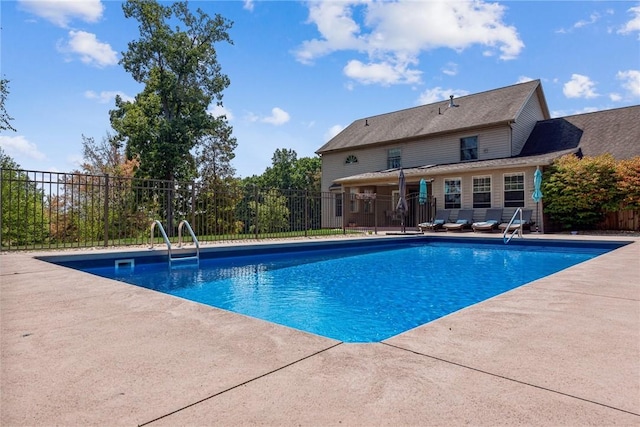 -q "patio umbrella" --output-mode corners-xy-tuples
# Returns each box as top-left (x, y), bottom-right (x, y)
(419, 178), (427, 205)
(396, 169), (408, 232)
(532, 167), (543, 232)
